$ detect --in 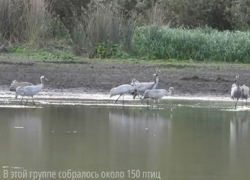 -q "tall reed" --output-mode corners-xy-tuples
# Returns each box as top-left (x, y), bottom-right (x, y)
(0, 0), (26, 43)
(132, 26), (250, 62)
(25, 0), (54, 44)
(71, 4), (135, 57)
